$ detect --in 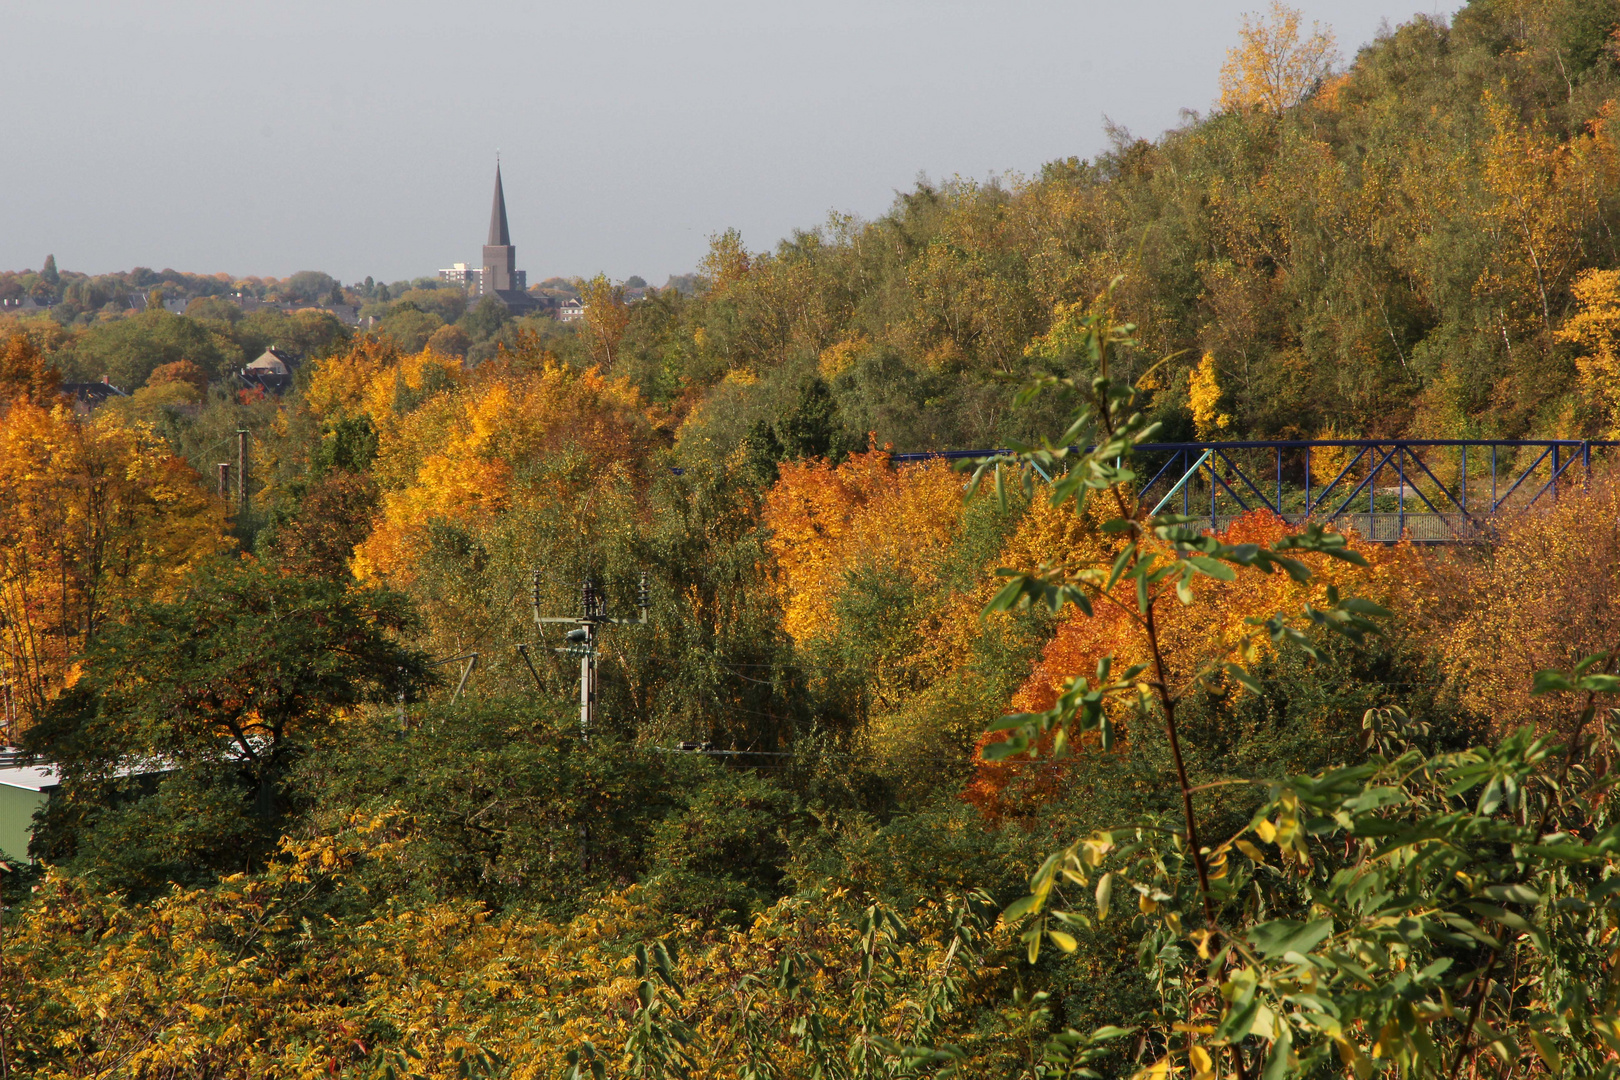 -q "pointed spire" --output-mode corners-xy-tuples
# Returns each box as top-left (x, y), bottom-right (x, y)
(488, 162), (511, 247)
